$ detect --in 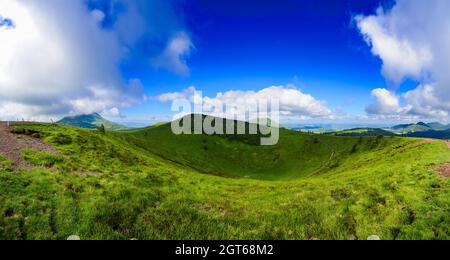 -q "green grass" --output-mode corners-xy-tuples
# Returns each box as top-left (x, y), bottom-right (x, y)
(0, 122), (448, 240)
(0, 156), (13, 172)
(118, 123), (393, 180)
(21, 149), (64, 168)
(328, 128), (396, 137)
